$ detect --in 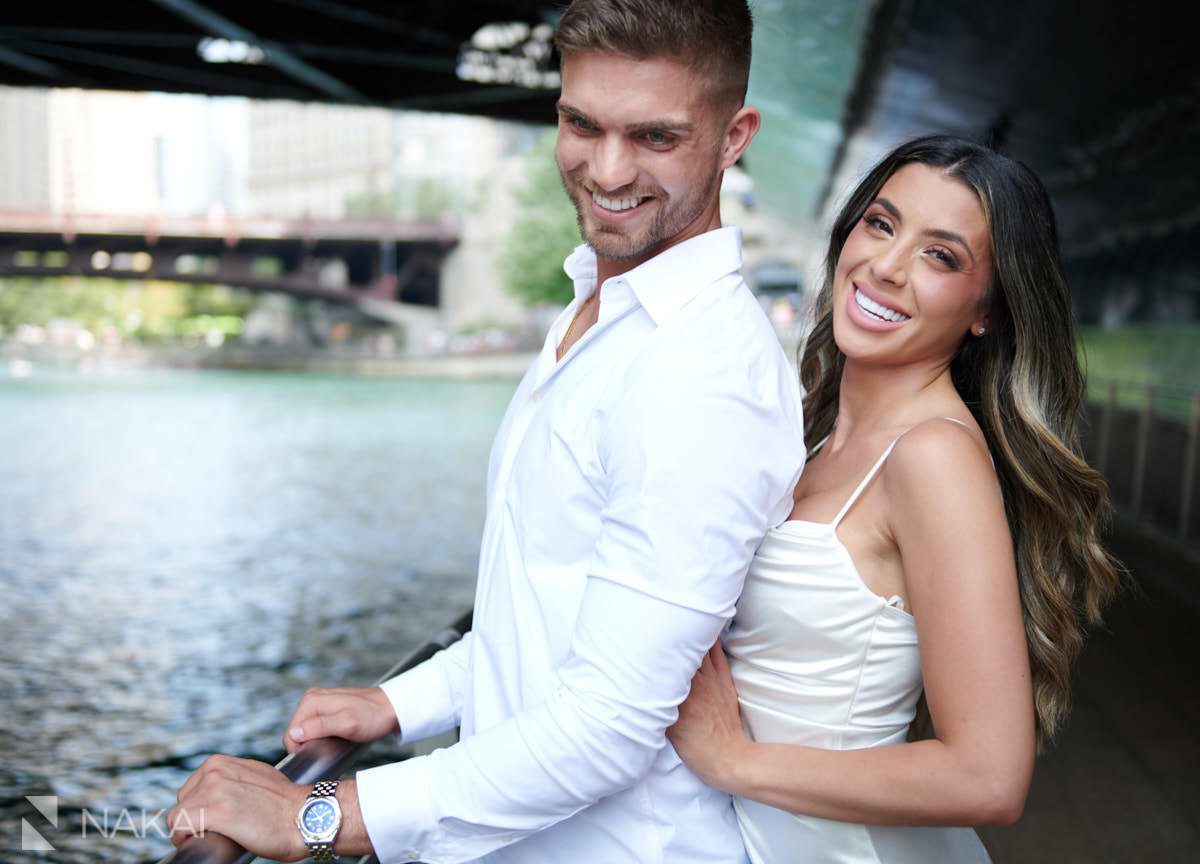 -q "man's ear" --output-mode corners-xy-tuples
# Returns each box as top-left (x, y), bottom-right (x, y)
(720, 105), (760, 170)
